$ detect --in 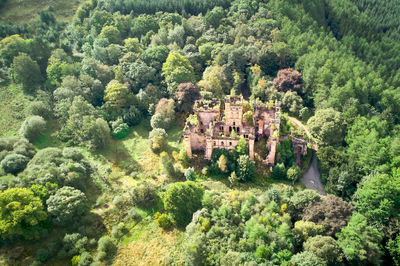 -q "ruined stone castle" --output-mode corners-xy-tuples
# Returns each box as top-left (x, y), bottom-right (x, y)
(183, 96), (306, 165)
